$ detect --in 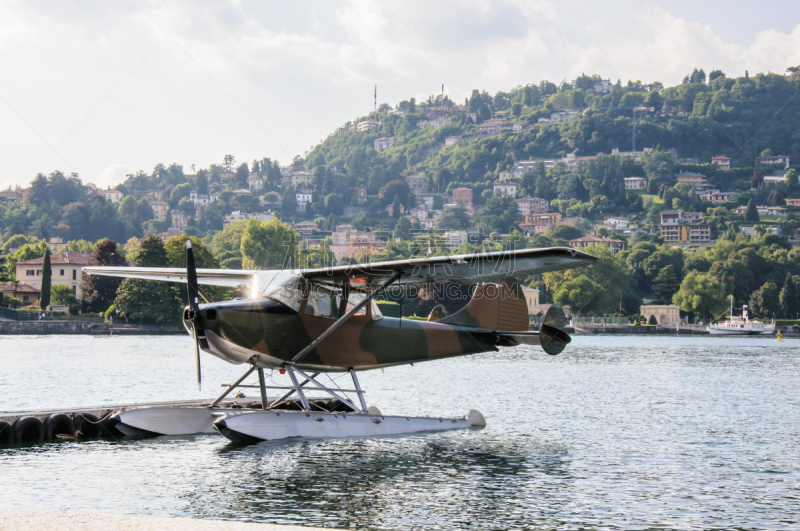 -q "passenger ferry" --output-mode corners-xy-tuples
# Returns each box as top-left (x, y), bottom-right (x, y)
(708, 298), (775, 336)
